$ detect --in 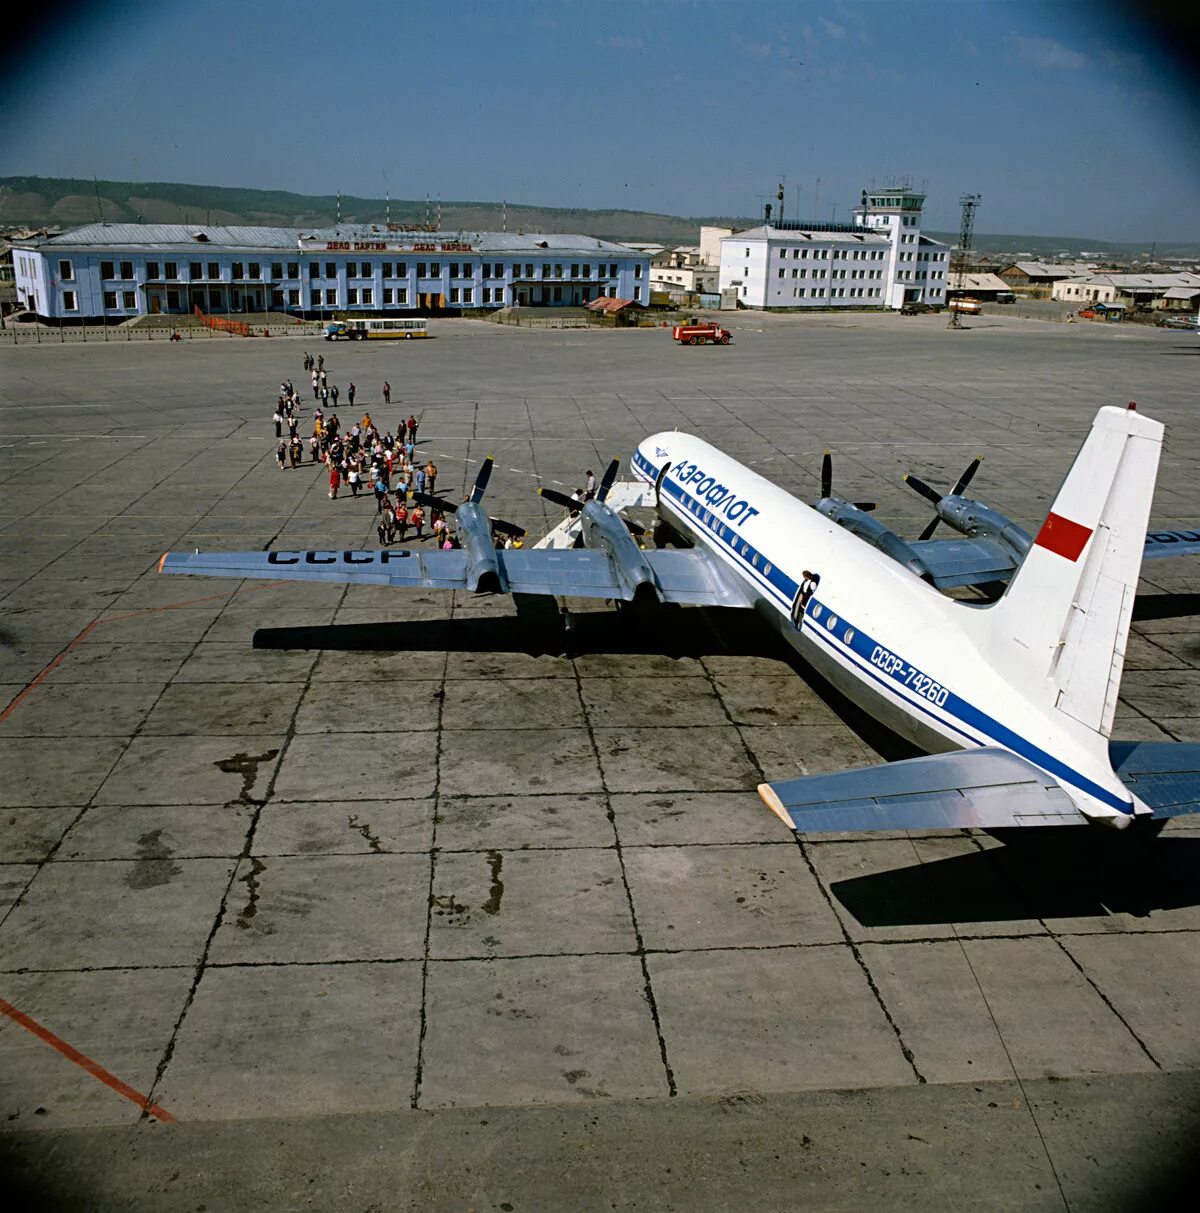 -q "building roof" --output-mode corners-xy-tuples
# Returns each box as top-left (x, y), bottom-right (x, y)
(948, 272), (1011, 292)
(585, 297), (641, 313)
(1063, 272), (1200, 290)
(917, 235), (949, 248)
(1162, 286), (1200, 300)
(17, 222), (644, 257)
(1004, 261), (1076, 279)
(723, 224), (889, 245)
